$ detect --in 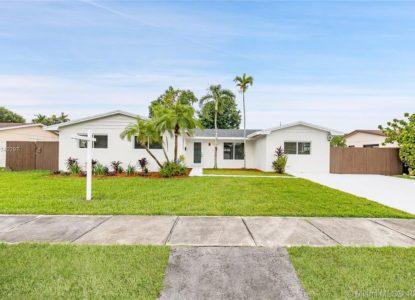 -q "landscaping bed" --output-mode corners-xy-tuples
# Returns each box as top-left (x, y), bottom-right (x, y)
(0, 243), (170, 299)
(0, 171), (412, 217)
(289, 247), (415, 299)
